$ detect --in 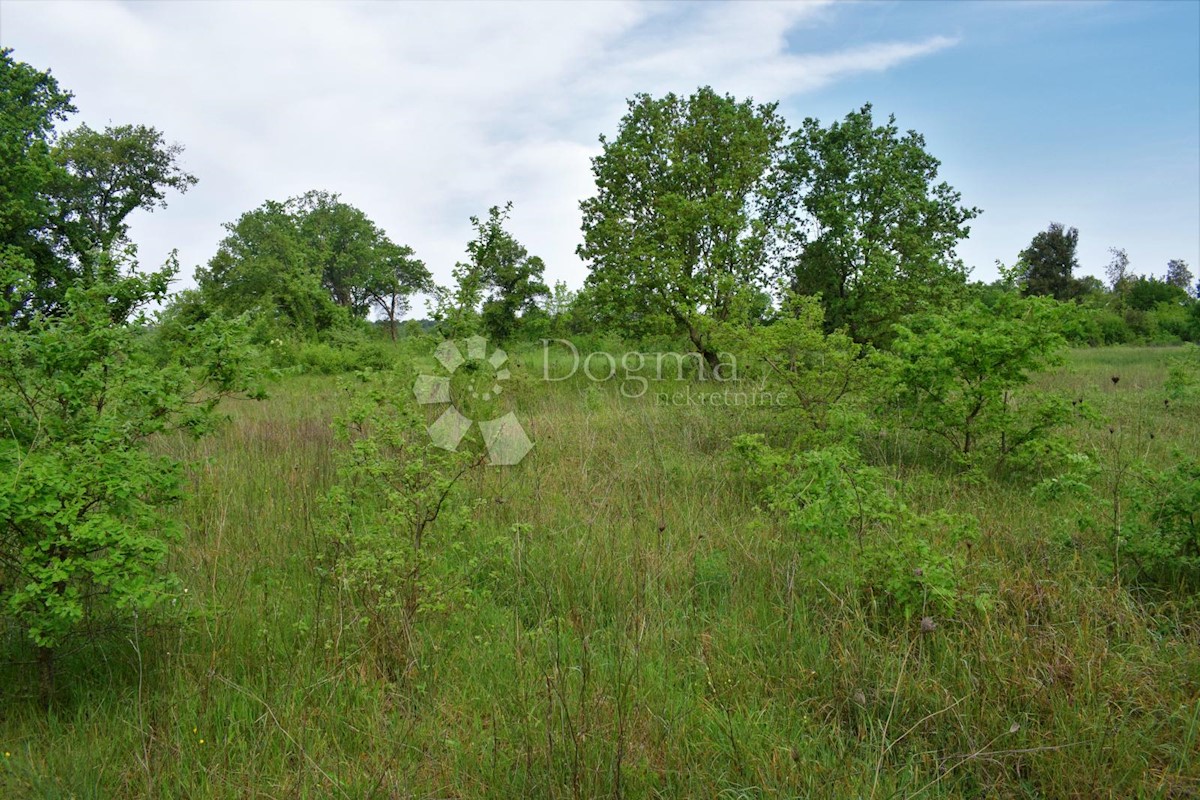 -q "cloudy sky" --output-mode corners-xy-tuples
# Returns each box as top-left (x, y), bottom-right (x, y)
(2, 0), (1198, 311)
